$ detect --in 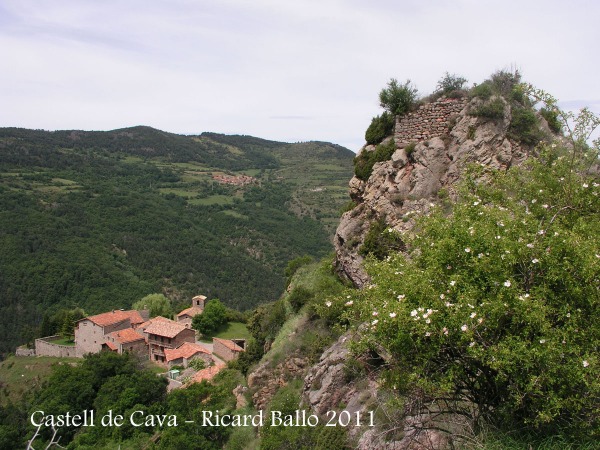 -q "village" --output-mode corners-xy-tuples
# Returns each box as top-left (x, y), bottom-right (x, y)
(31, 295), (246, 388)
